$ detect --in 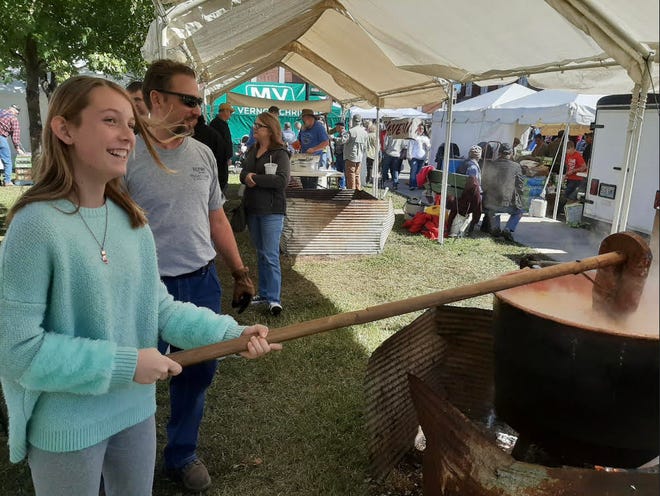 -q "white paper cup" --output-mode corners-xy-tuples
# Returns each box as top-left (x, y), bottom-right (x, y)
(264, 163), (278, 175)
